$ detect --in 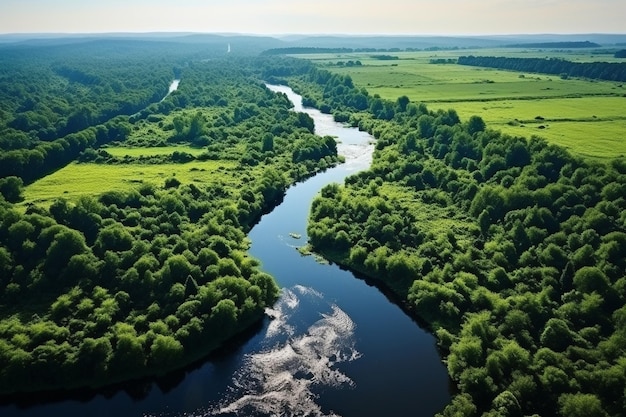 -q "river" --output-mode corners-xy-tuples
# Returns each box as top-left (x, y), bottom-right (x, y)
(159, 79), (180, 103)
(1, 85), (451, 417)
